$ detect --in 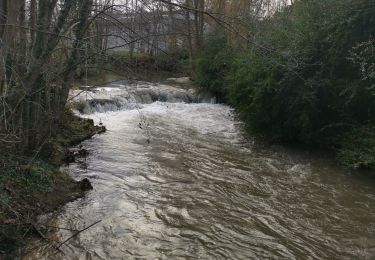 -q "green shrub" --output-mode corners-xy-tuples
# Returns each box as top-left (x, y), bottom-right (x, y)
(195, 34), (234, 100)
(196, 0), (375, 170)
(337, 126), (375, 170)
